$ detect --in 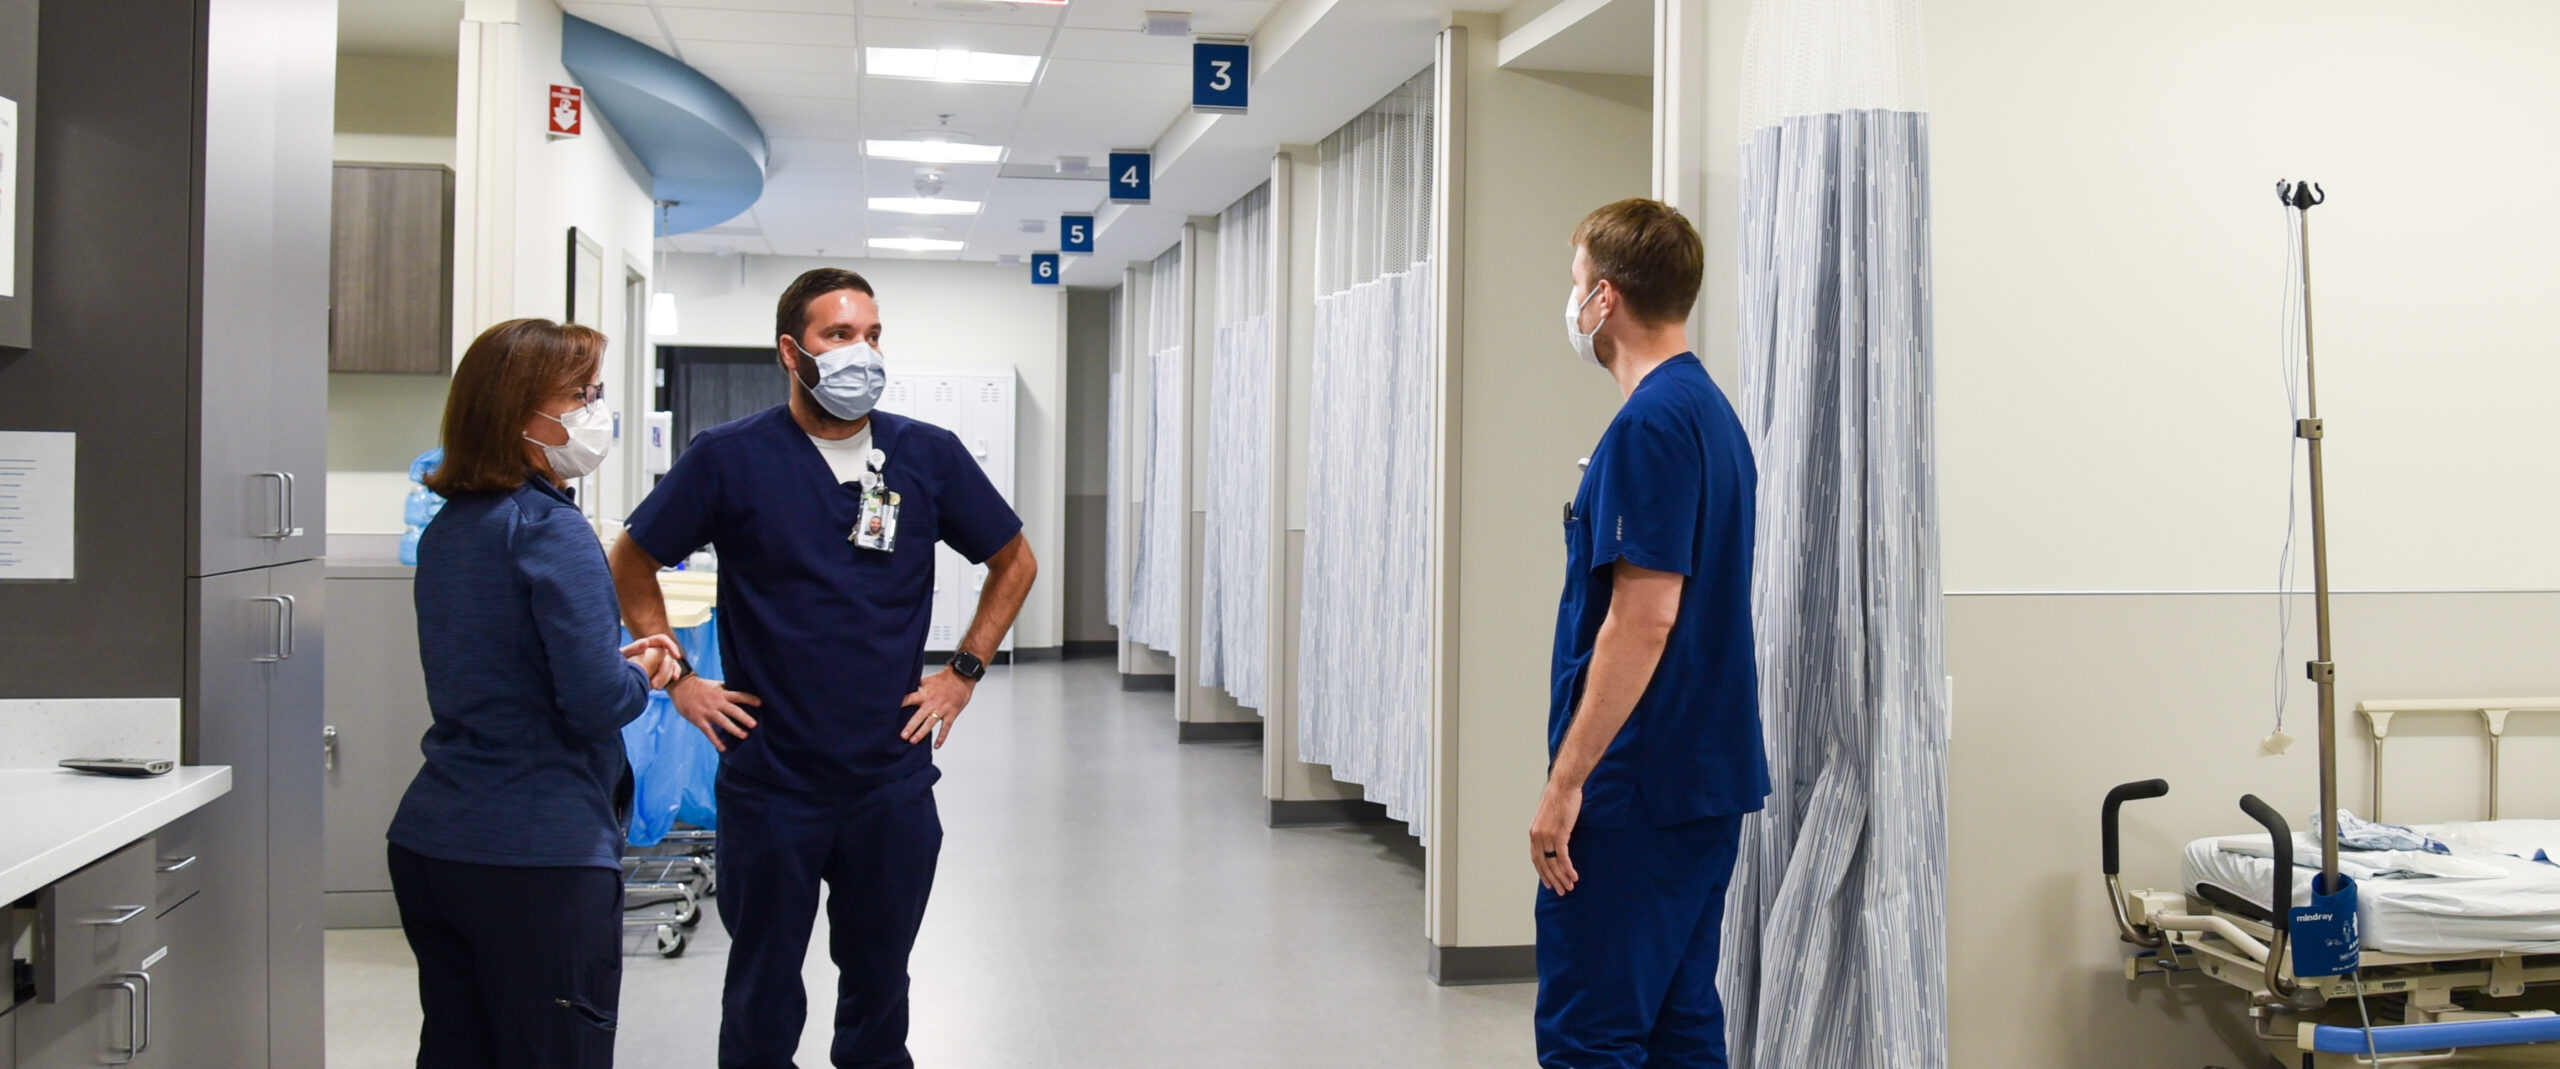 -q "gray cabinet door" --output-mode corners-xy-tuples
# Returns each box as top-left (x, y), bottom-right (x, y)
(330, 164), (456, 374)
(323, 573), (428, 920)
(172, 569), (275, 1068)
(265, 560), (327, 1067)
(2, 1001), (14, 1069)
(190, 0), (333, 577)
